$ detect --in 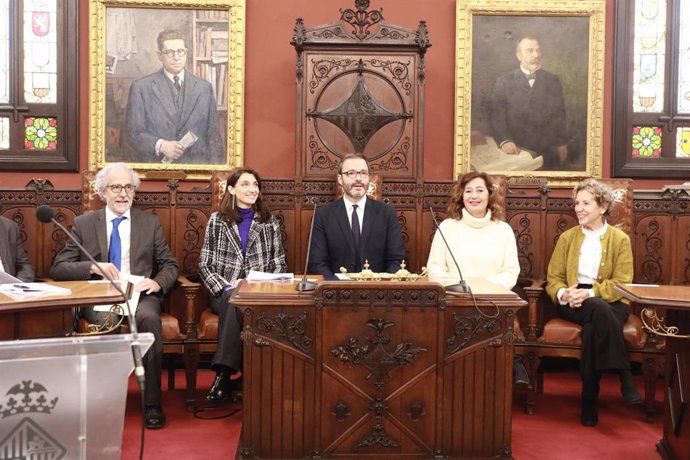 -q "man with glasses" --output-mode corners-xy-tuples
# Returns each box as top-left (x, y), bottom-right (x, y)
(123, 28), (224, 165)
(308, 153), (405, 280)
(50, 163), (179, 429)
